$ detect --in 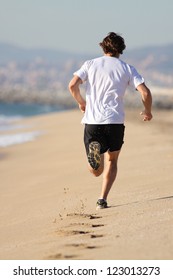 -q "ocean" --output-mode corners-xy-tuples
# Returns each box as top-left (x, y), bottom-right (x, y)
(0, 102), (68, 148)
